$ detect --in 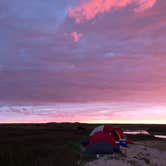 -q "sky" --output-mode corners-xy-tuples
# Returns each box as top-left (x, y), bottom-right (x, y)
(0, 0), (166, 123)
